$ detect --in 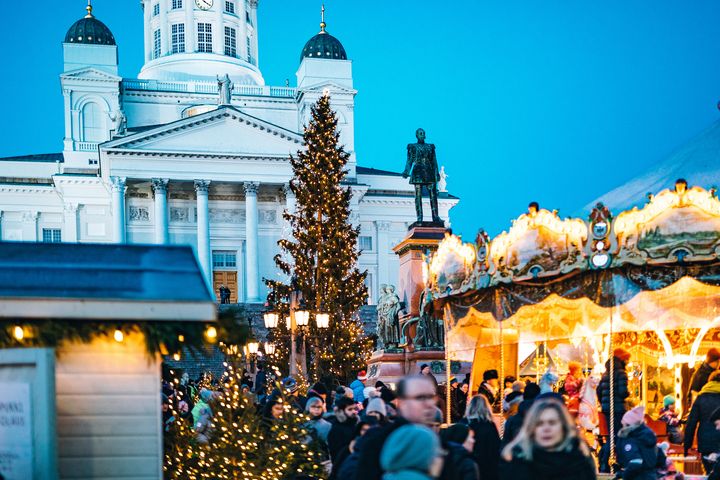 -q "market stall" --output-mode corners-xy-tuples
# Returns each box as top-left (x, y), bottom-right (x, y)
(424, 180), (720, 461)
